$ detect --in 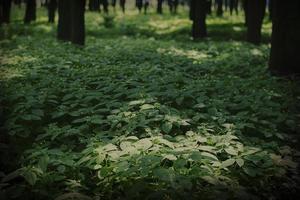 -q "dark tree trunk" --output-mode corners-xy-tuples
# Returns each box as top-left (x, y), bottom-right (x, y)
(157, 0), (163, 14)
(48, 0), (57, 23)
(57, 0), (71, 41)
(120, 0), (126, 13)
(101, 0), (108, 13)
(216, 0), (223, 16)
(229, 0), (238, 15)
(242, 0), (248, 26)
(89, 0), (100, 11)
(13, 0), (22, 7)
(144, 1), (149, 14)
(246, 0), (266, 44)
(207, 0), (212, 15)
(57, 0), (86, 45)
(24, 0), (36, 24)
(136, 0), (142, 13)
(0, 0), (12, 24)
(269, 0), (300, 75)
(224, 0), (229, 11)
(42, 0), (48, 7)
(70, 0), (86, 45)
(0, 1), (2, 25)
(190, 0), (207, 39)
(268, 0), (273, 21)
